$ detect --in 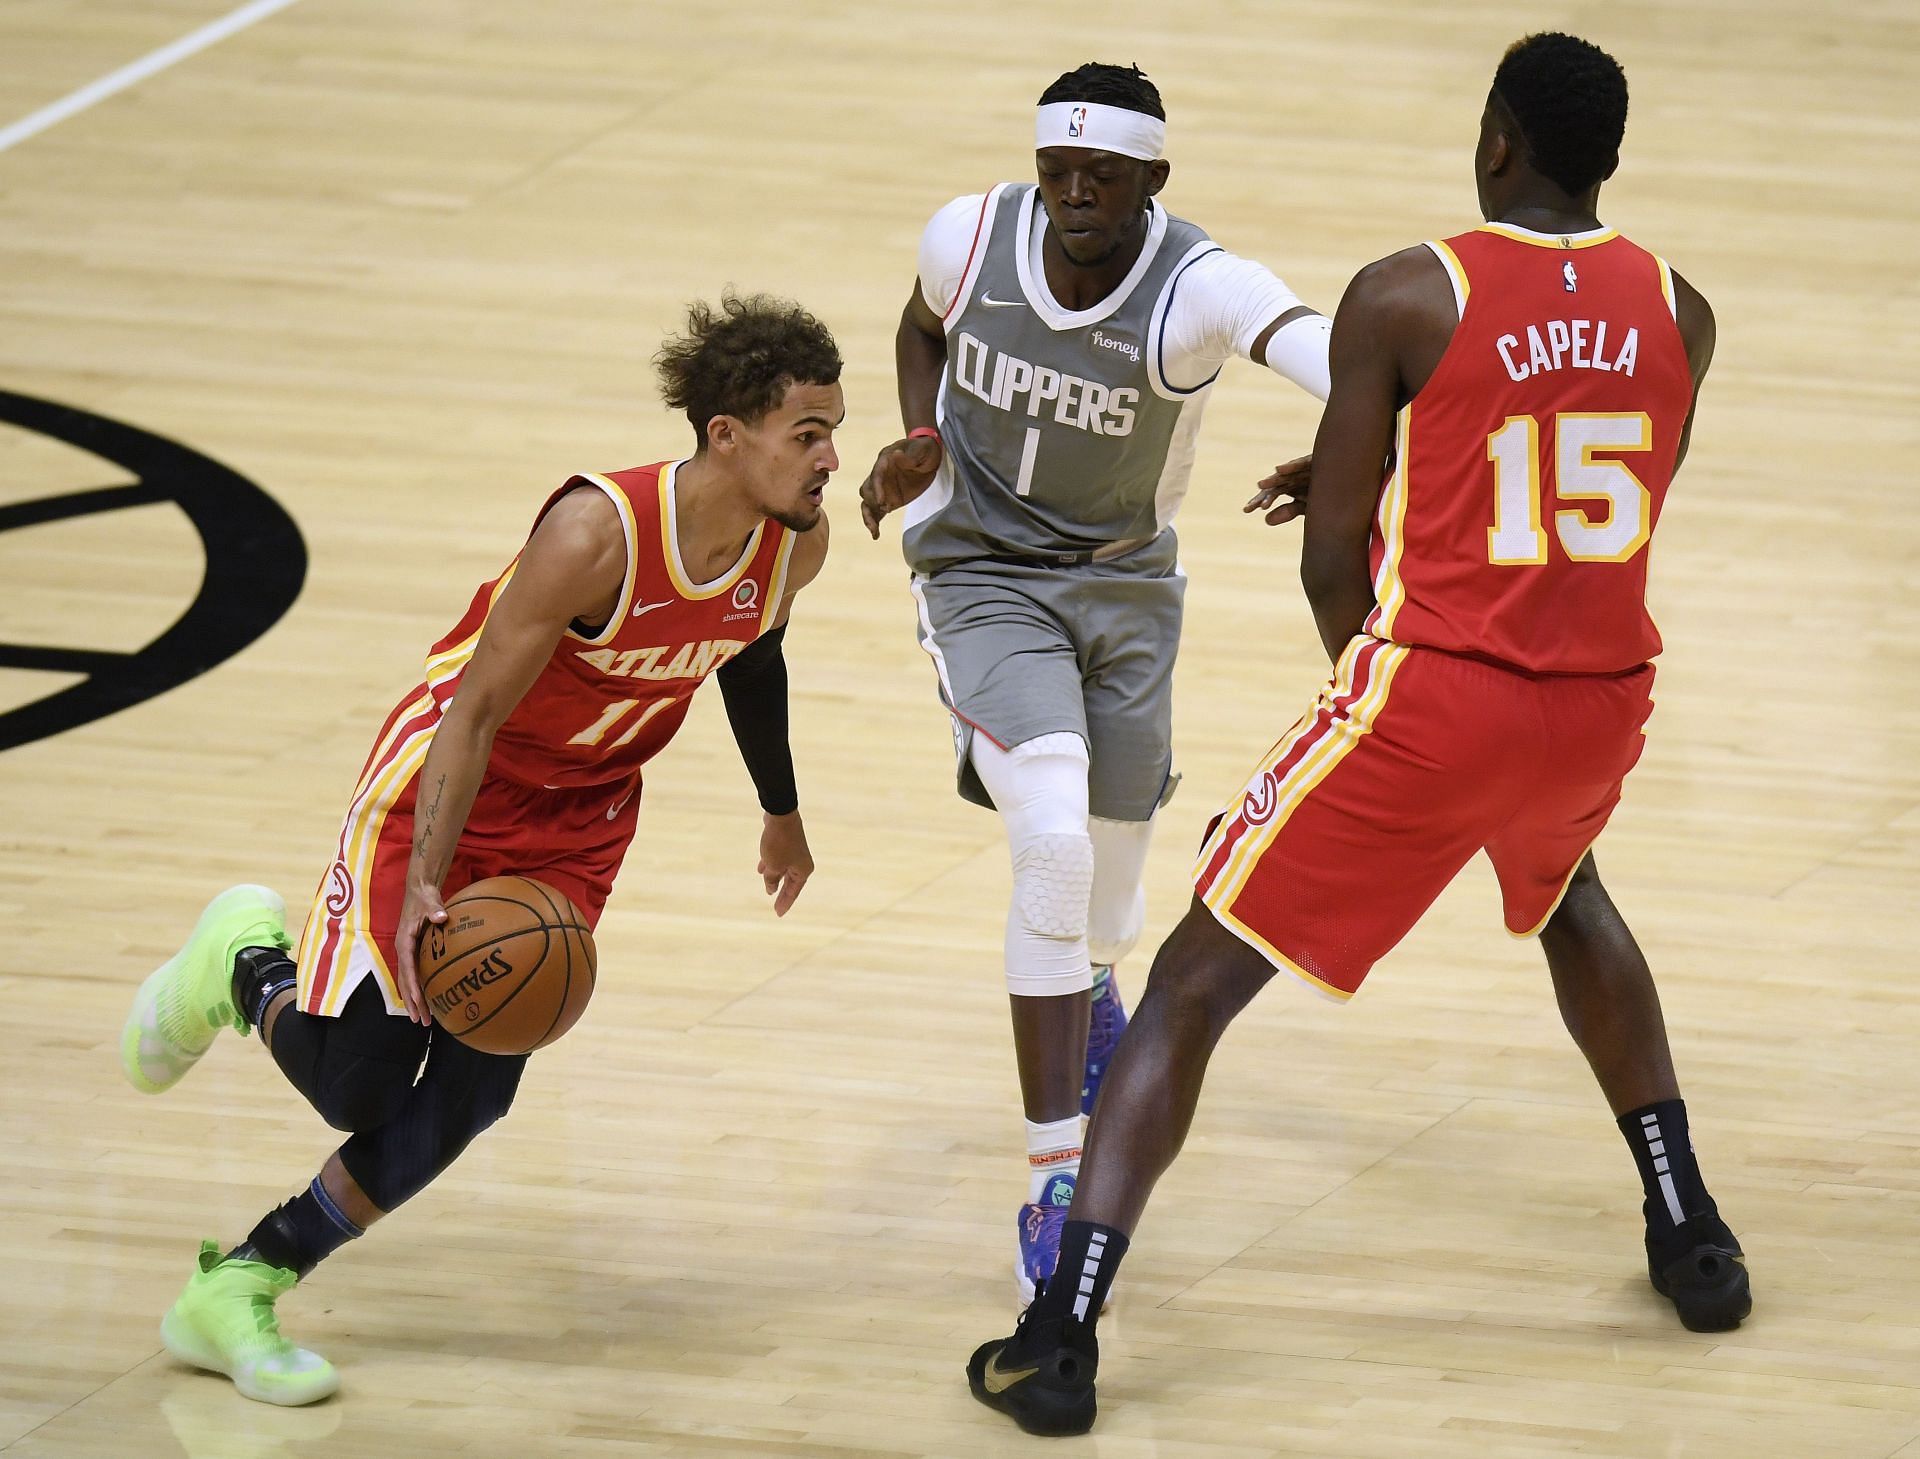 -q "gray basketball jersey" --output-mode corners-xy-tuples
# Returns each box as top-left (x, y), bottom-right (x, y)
(903, 185), (1222, 573)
